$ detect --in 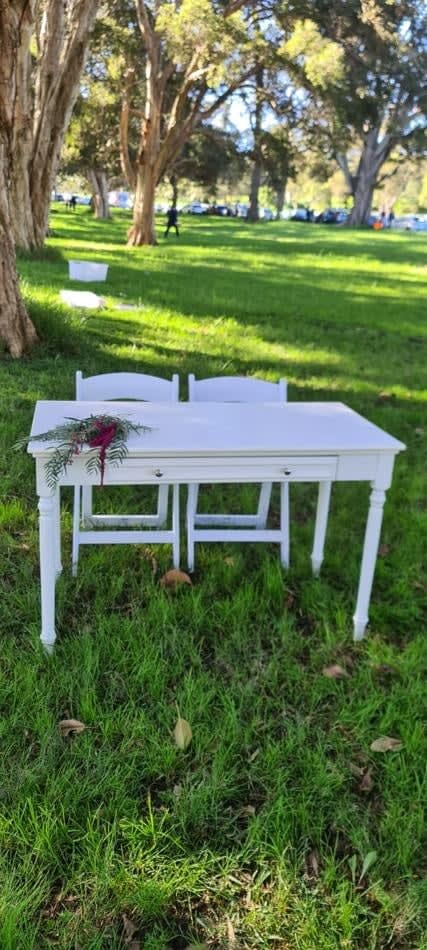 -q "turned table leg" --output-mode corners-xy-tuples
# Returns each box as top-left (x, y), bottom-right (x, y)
(38, 493), (57, 652)
(353, 485), (386, 640)
(311, 481), (332, 576)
